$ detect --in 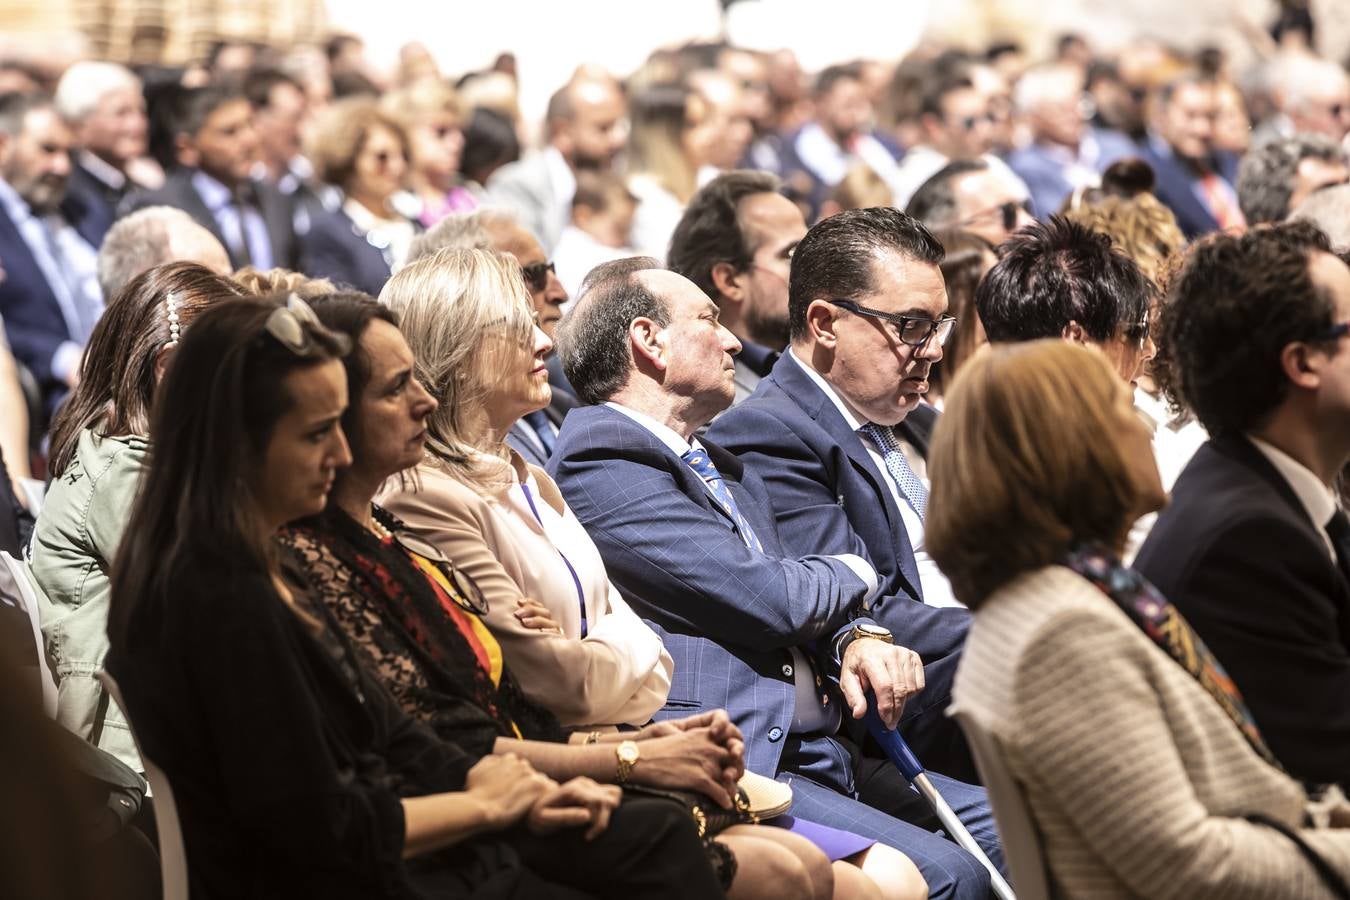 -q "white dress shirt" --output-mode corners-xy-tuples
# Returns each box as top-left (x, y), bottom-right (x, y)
(1249, 435), (1338, 560)
(788, 350), (961, 608)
